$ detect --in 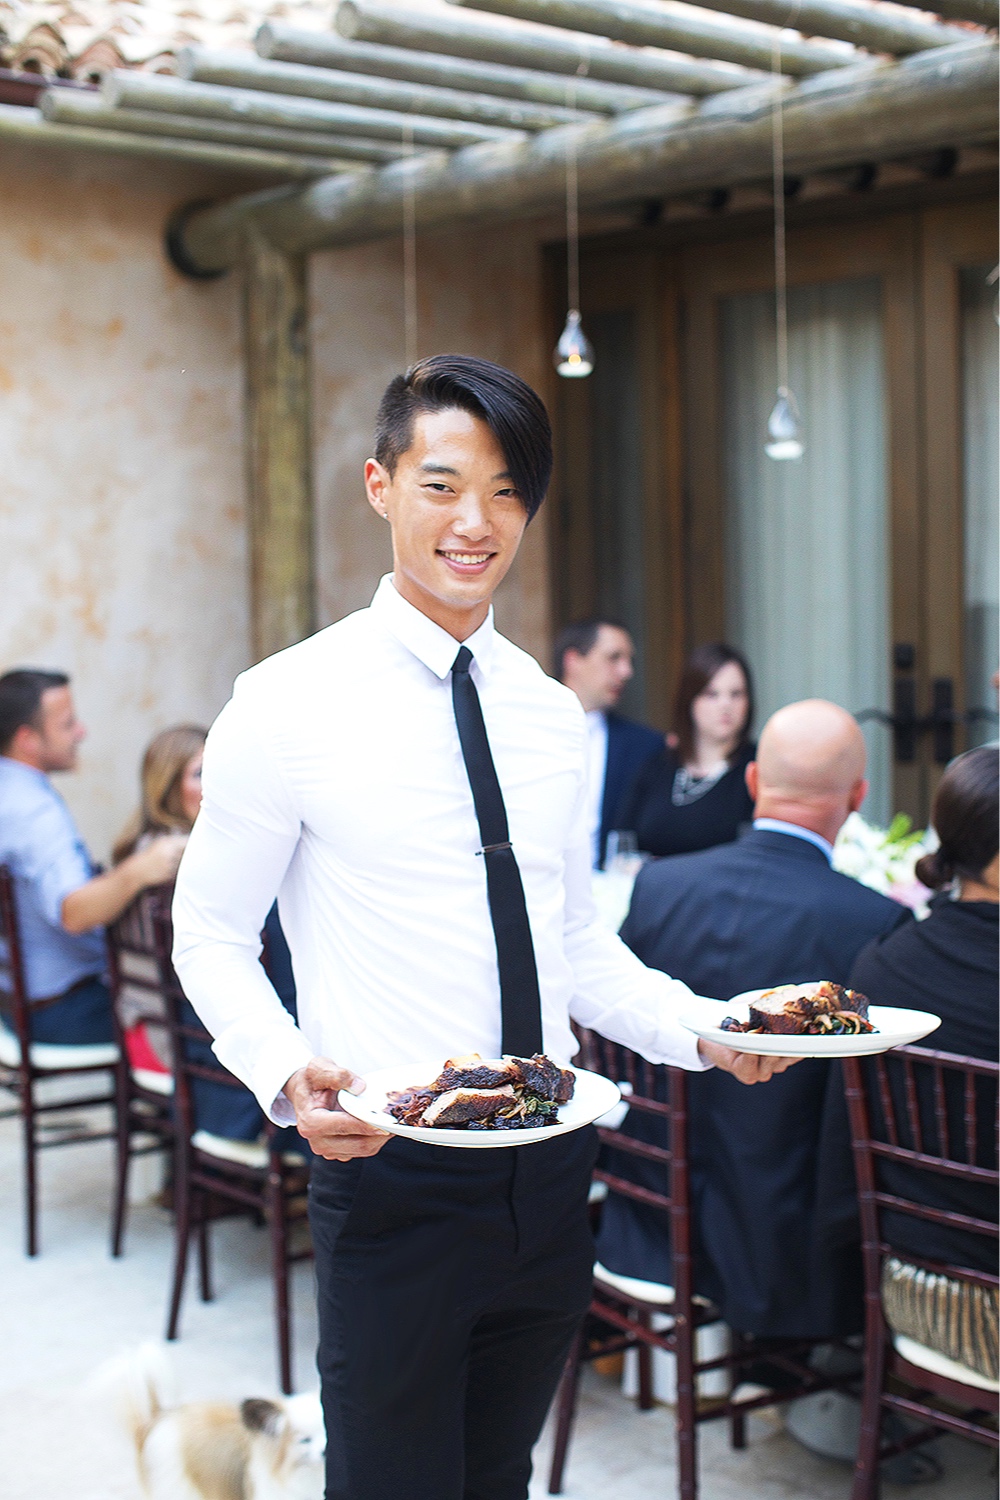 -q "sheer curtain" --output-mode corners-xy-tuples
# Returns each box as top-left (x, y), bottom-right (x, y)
(961, 266), (1000, 747)
(721, 278), (891, 824)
